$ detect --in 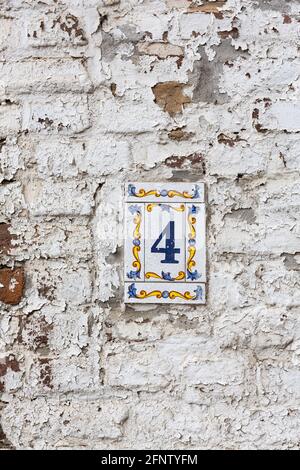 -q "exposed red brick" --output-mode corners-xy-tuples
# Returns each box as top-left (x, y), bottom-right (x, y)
(254, 97), (272, 106)
(39, 358), (53, 389)
(0, 223), (15, 255)
(162, 31), (168, 41)
(218, 133), (244, 147)
(283, 15), (292, 24)
(218, 27), (239, 39)
(152, 81), (191, 116)
(252, 105), (269, 134)
(0, 355), (20, 377)
(213, 11), (224, 19)
(164, 153), (205, 172)
(176, 55), (184, 69)
(110, 83), (117, 96)
(18, 315), (53, 351)
(37, 281), (55, 301)
(0, 267), (25, 305)
(0, 355), (20, 392)
(255, 123), (268, 134)
(168, 127), (193, 141)
(263, 98), (272, 108)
